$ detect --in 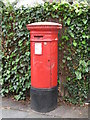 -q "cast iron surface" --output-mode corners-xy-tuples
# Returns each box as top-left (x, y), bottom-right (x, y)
(30, 86), (58, 113)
